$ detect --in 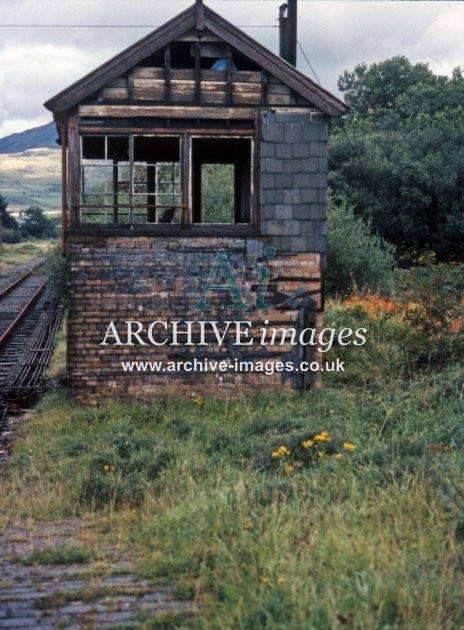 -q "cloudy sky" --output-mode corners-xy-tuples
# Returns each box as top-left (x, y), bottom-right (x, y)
(1, 0), (463, 138)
